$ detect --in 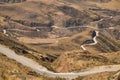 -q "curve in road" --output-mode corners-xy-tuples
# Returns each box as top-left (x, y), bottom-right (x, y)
(81, 31), (99, 50)
(0, 44), (120, 79)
